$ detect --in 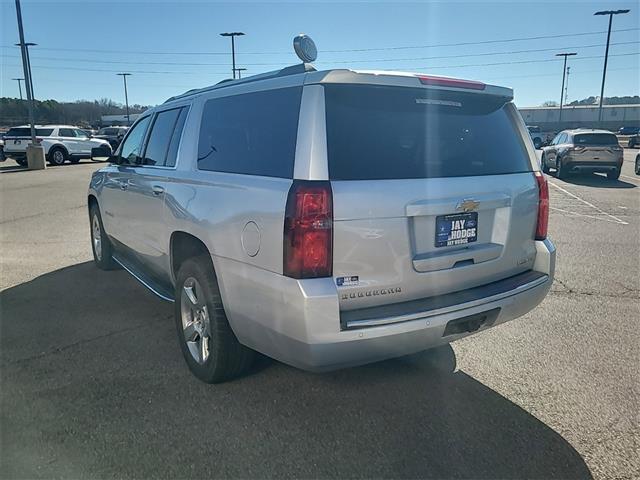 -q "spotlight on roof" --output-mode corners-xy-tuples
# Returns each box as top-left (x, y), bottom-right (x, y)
(293, 34), (317, 63)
